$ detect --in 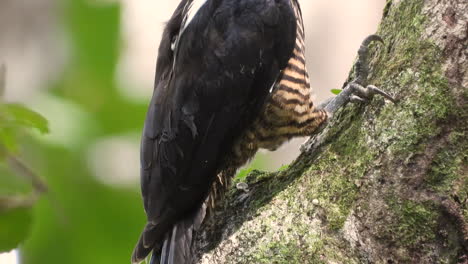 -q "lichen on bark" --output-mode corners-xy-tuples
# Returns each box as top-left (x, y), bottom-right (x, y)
(194, 0), (468, 263)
